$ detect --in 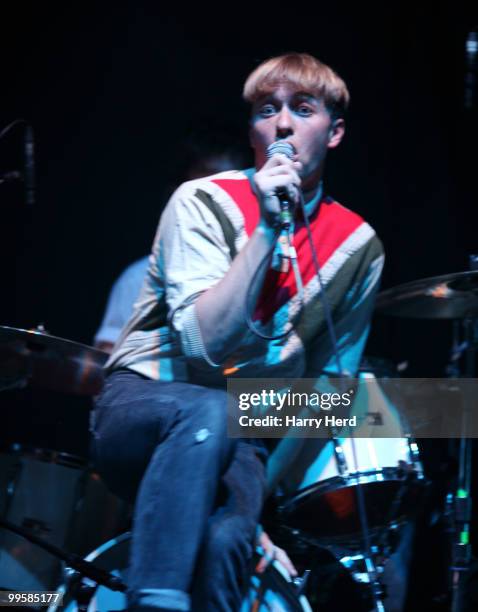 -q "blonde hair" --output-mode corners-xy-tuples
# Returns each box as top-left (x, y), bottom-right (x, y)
(243, 52), (350, 118)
